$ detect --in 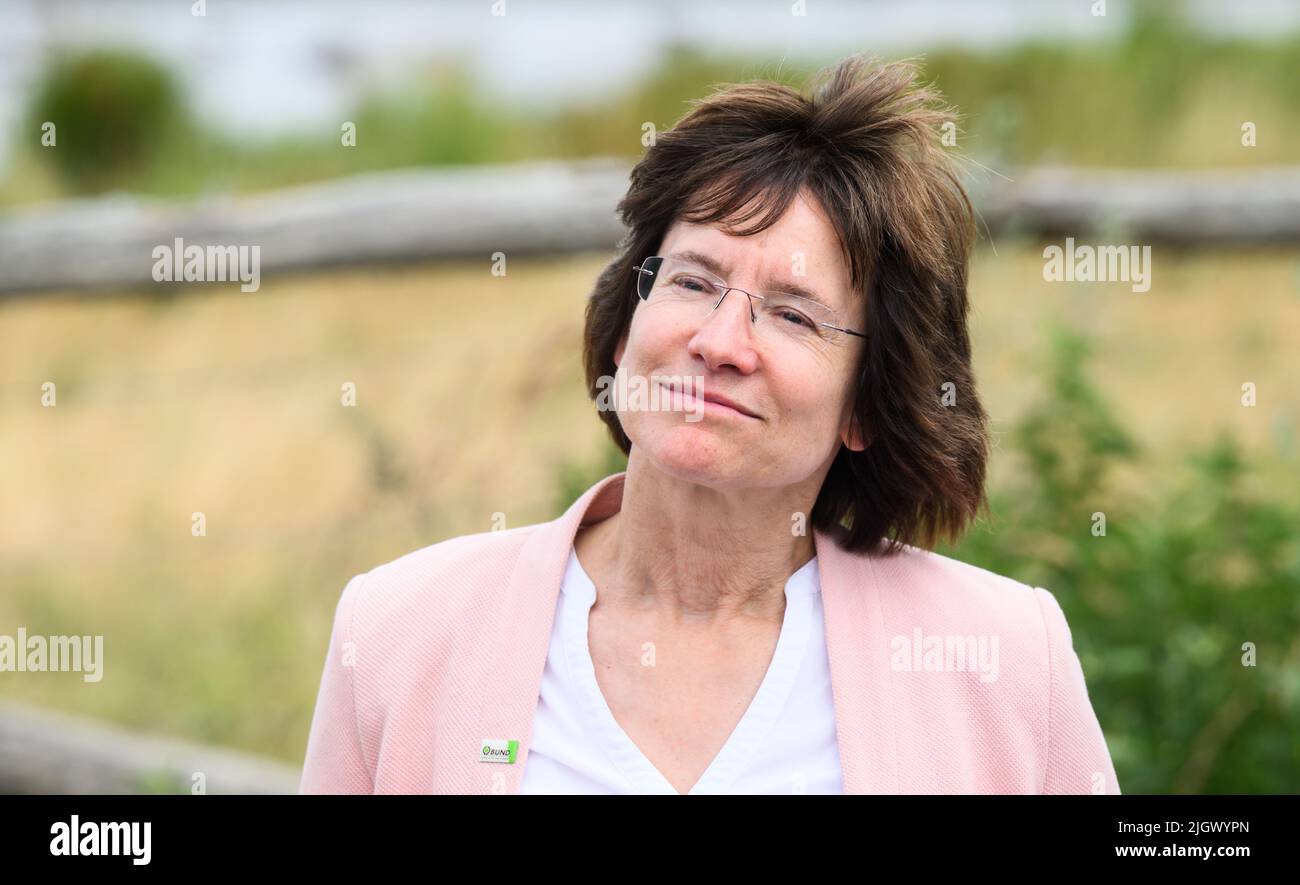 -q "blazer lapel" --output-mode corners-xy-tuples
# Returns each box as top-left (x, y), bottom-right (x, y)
(814, 528), (900, 793)
(468, 472), (627, 794)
